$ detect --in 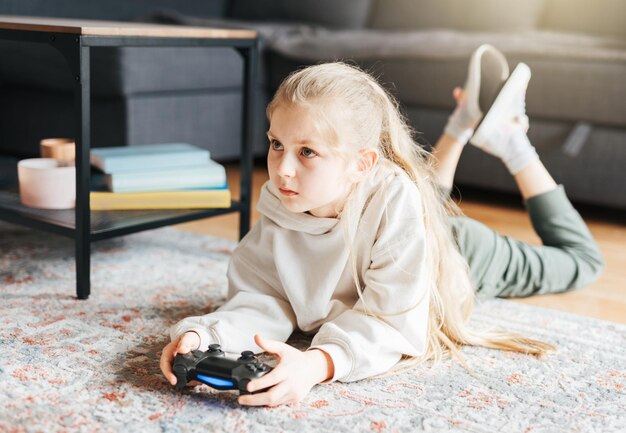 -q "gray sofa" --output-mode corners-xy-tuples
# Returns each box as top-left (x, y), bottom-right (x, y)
(1, 0), (625, 209)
